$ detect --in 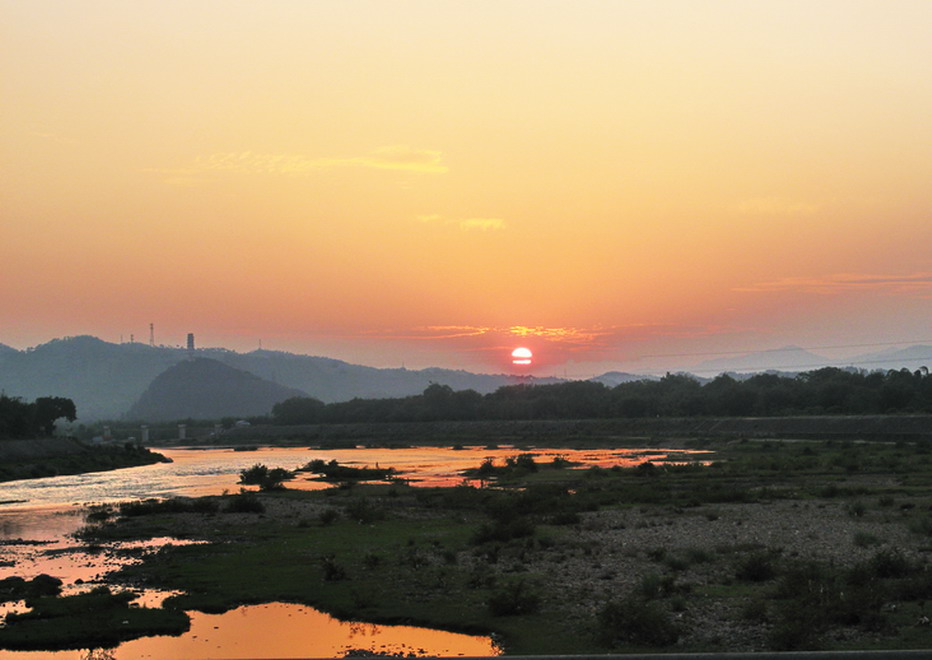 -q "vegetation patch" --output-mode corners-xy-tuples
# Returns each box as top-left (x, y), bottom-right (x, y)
(299, 459), (397, 482)
(71, 436), (932, 654)
(0, 587), (189, 651)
